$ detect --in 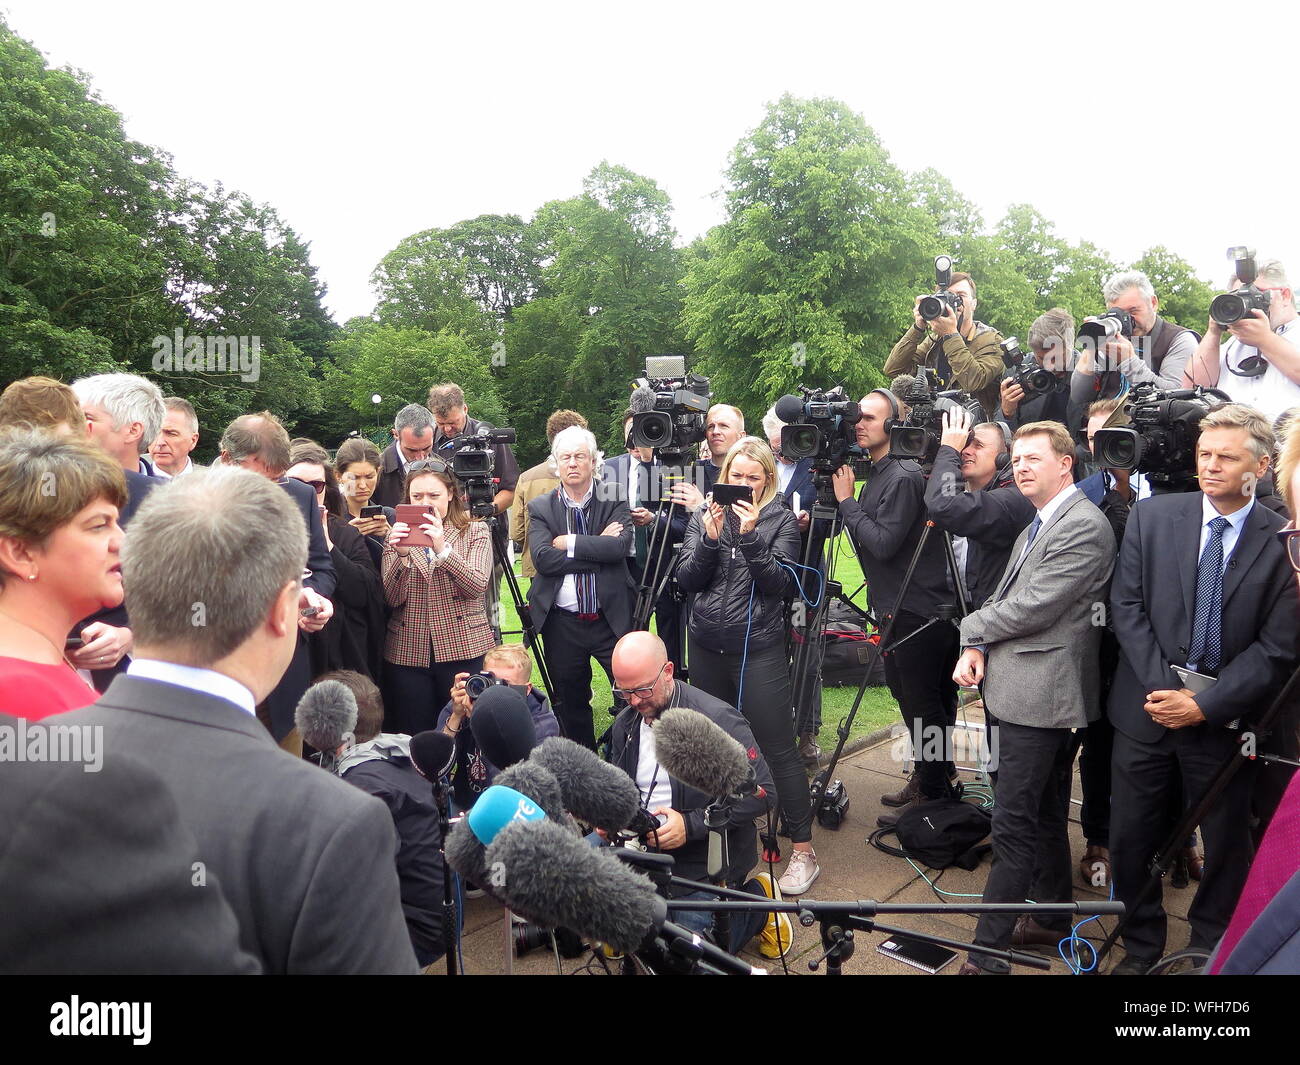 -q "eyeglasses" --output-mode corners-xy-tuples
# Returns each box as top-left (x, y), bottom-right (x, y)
(292, 476), (327, 493)
(612, 661), (668, 701)
(406, 459), (450, 475)
(1277, 526), (1300, 574)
